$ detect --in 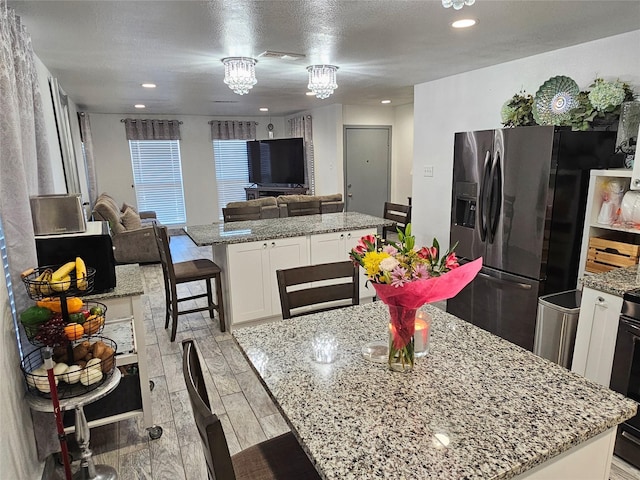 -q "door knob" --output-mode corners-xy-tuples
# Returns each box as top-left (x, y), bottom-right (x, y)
(347, 184), (352, 188)
(348, 194), (353, 197)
